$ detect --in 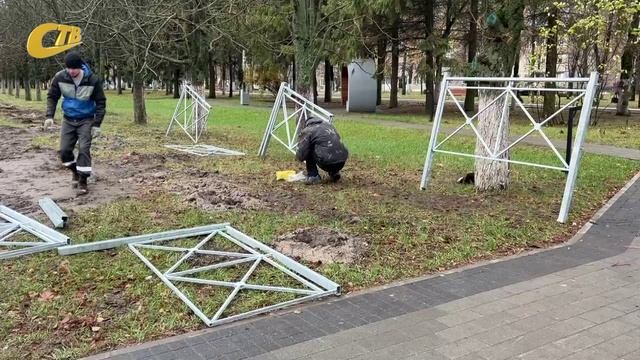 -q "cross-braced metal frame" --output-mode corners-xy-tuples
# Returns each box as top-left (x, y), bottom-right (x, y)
(166, 82), (211, 144)
(128, 224), (340, 327)
(259, 82), (334, 157)
(164, 144), (245, 157)
(420, 72), (599, 223)
(0, 205), (69, 260)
